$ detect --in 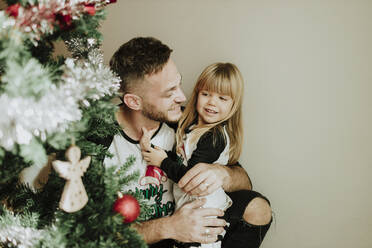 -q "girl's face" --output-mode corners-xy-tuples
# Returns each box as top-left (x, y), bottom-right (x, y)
(196, 89), (233, 125)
